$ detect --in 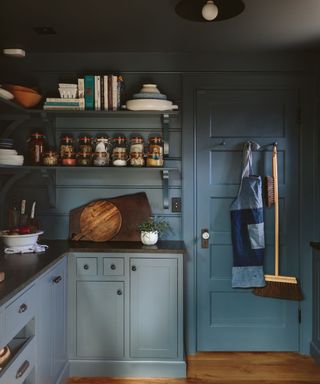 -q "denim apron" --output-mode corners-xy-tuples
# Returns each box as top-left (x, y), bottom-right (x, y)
(230, 141), (266, 288)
